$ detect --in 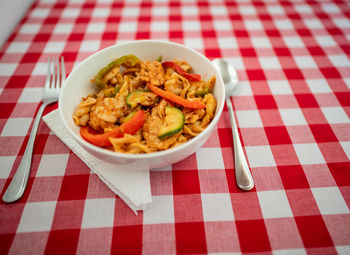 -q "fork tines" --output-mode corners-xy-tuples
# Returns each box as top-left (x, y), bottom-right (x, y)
(46, 56), (66, 89)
